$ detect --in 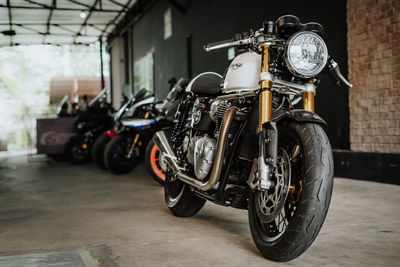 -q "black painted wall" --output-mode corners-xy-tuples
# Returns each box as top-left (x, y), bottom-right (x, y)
(129, 0), (349, 149)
